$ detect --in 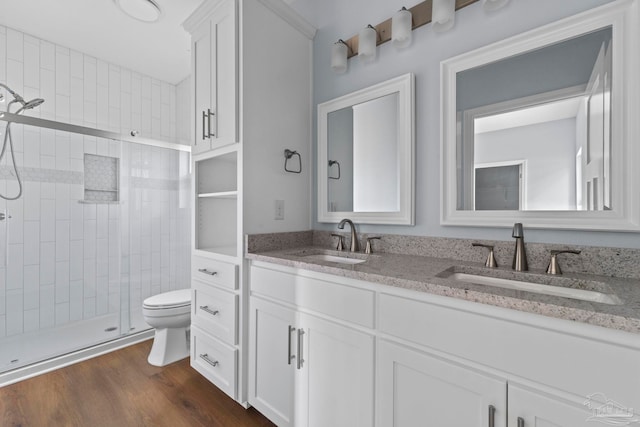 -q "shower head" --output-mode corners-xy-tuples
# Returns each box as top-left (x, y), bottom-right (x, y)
(23, 98), (45, 109)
